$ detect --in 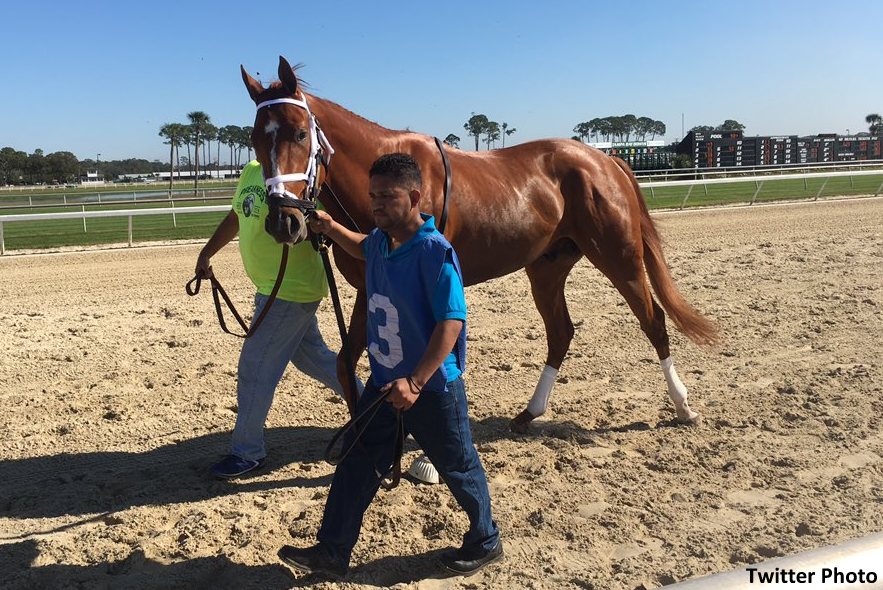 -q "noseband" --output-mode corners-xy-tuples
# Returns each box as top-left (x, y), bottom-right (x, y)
(256, 96), (335, 236)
